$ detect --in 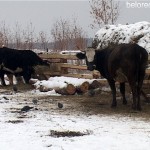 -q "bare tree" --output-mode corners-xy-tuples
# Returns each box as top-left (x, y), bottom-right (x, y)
(89, 0), (120, 28)
(0, 21), (11, 47)
(22, 22), (35, 50)
(70, 18), (87, 49)
(0, 21), (51, 50)
(13, 22), (23, 49)
(51, 18), (70, 50)
(38, 31), (49, 50)
(51, 17), (87, 51)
